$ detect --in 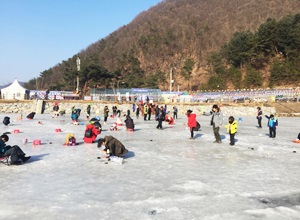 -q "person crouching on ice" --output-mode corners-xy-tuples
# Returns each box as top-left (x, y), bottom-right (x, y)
(110, 122), (118, 131)
(165, 114), (174, 125)
(27, 112), (36, 120)
(124, 115), (134, 131)
(83, 121), (101, 143)
(97, 135), (128, 157)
